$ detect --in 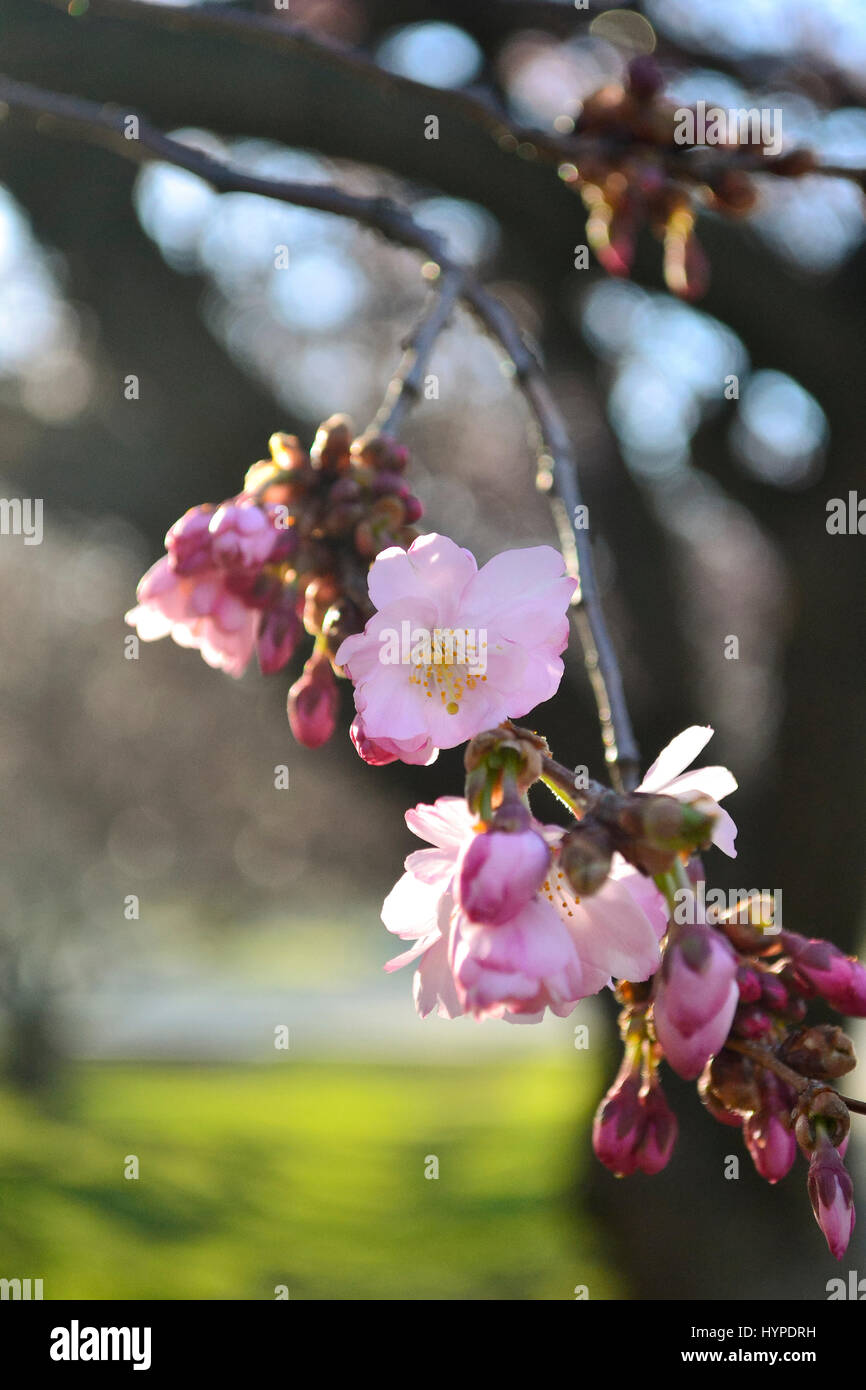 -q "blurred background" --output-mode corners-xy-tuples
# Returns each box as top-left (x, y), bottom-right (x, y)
(0, 0), (865, 1299)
